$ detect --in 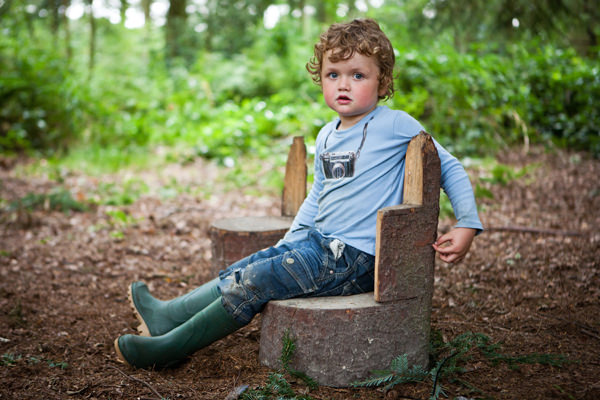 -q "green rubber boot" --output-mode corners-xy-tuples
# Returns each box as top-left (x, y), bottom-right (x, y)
(115, 297), (244, 369)
(129, 278), (221, 337)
